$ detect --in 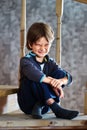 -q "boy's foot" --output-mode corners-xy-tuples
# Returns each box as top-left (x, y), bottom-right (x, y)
(41, 105), (50, 114)
(32, 102), (42, 119)
(50, 102), (79, 120)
